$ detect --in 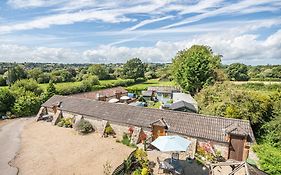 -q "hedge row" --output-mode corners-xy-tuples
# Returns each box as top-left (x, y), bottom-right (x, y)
(56, 79), (136, 95)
